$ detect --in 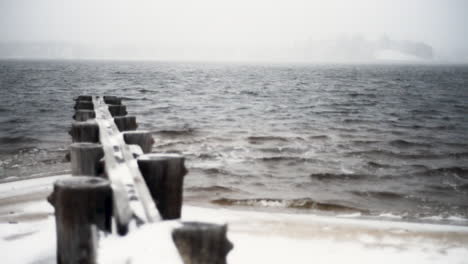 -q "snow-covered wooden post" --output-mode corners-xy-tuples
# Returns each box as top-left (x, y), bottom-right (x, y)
(73, 109), (95, 121)
(137, 153), (187, 219)
(103, 95), (122, 105)
(114, 116), (138, 131)
(75, 95), (92, 101)
(48, 177), (112, 264)
(123, 131), (154, 153)
(173, 222), (233, 264)
(108, 105), (127, 117)
(74, 101), (94, 110)
(70, 143), (104, 176)
(70, 121), (100, 143)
